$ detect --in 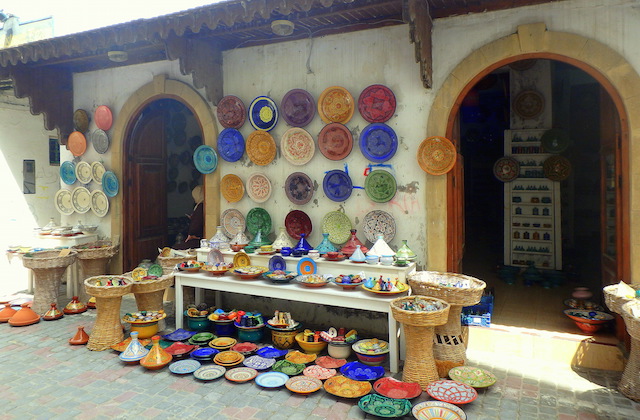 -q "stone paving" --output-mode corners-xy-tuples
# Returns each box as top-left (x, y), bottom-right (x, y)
(1, 291), (639, 420)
